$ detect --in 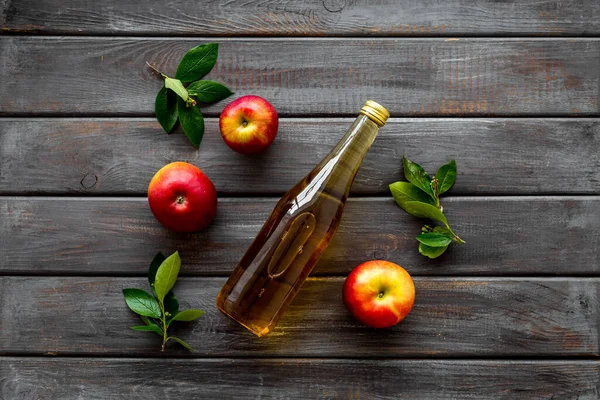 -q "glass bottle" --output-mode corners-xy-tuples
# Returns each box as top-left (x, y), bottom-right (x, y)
(216, 100), (390, 336)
